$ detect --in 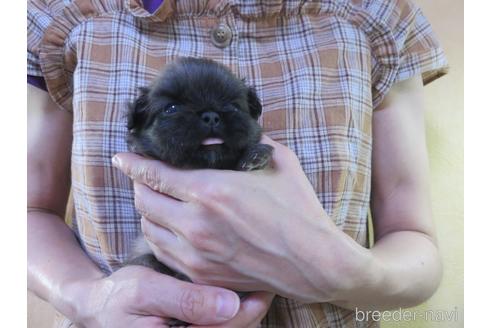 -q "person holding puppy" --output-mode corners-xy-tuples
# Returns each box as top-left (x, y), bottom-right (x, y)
(28, 0), (448, 327)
